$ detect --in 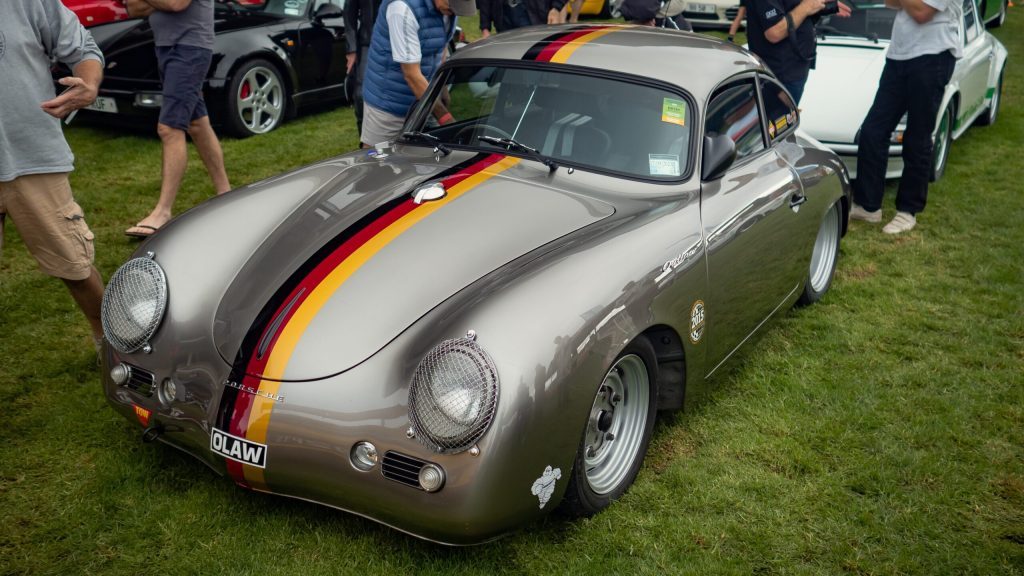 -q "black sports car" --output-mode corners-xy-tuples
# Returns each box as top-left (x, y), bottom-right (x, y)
(72, 0), (348, 137)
